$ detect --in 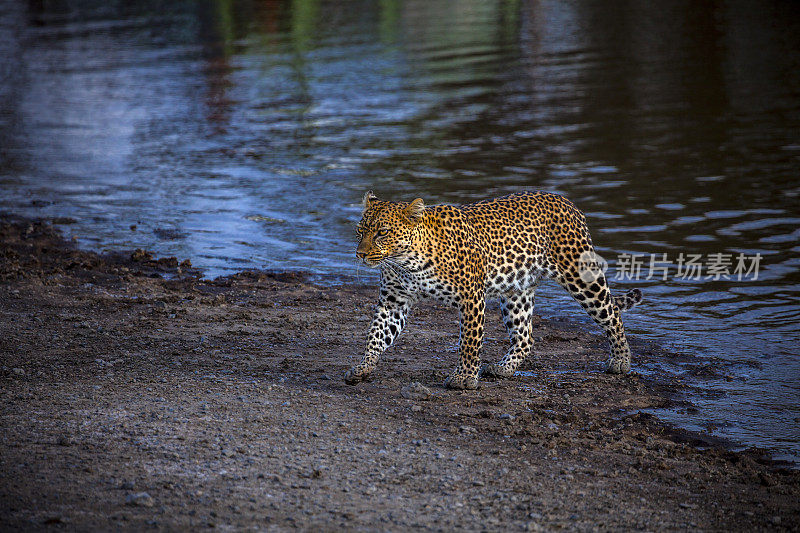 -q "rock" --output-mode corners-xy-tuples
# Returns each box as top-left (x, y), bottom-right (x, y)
(410, 404), (423, 412)
(499, 413), (515, 422)
(57, 435), (72, 446)
(758, 472), (776, 487)
(12, 368), (24, 376)
(119, 481), (136, 490)
(126, 492), (154, 507)
(401, 382), (432, 401)
(156, 257), (178, 268)
(130, 249), (152, 262)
